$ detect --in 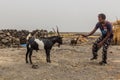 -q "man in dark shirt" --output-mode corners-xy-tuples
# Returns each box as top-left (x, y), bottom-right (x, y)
(83, 13), (113, 65)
